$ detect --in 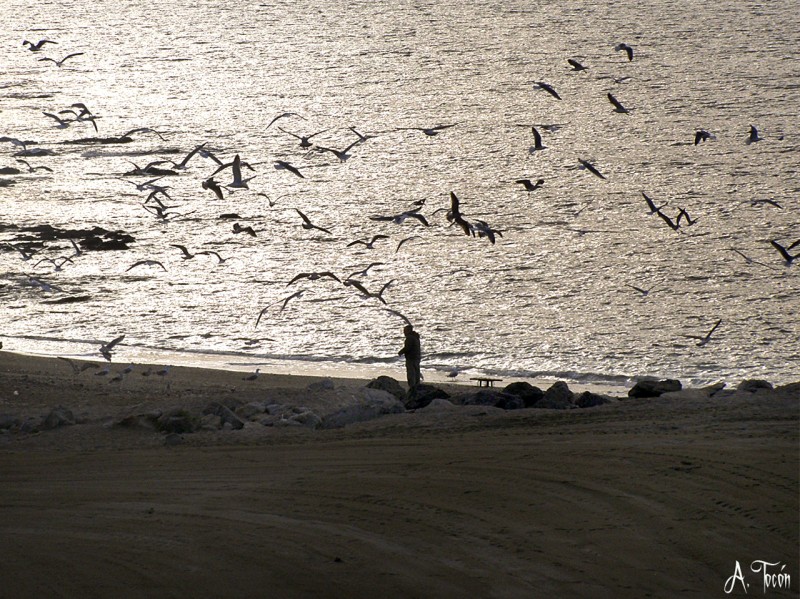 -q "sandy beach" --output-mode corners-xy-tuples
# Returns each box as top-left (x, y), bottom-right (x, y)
(1, 352), (797, 598)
